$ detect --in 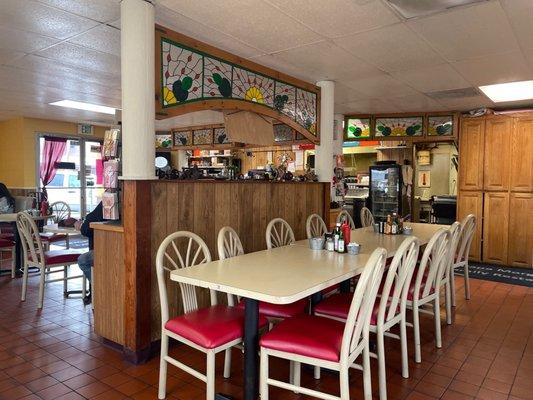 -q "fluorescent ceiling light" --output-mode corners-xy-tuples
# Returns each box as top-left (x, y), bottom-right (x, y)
(50, 100), (116, 115)
(479, 81), (533, 103)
